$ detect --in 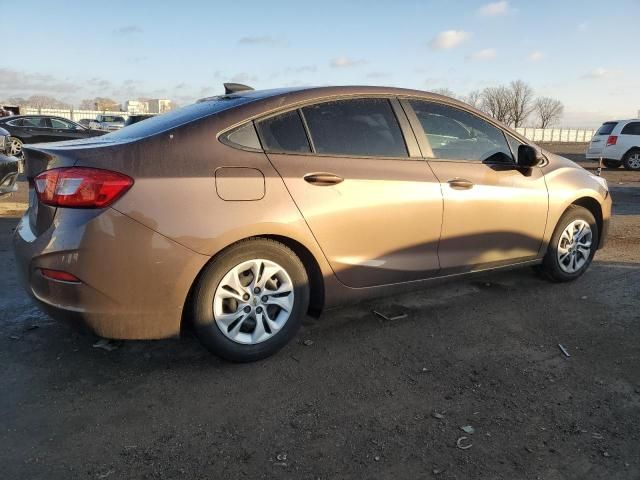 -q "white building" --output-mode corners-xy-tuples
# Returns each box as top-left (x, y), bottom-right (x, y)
(146, 99), (172, 114)
(125, 100), (148, 114)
